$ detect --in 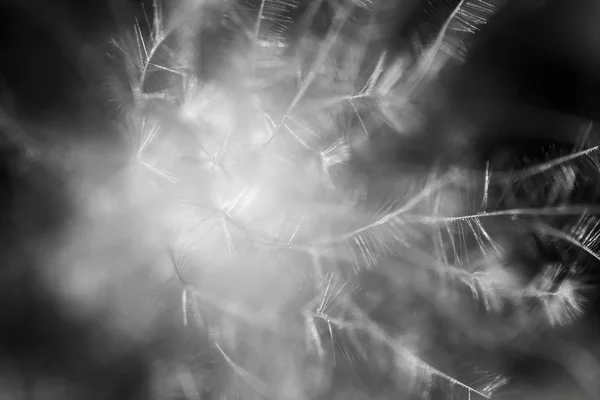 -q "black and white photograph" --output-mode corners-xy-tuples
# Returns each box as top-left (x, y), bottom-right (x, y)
(1, 0), (600, 399)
